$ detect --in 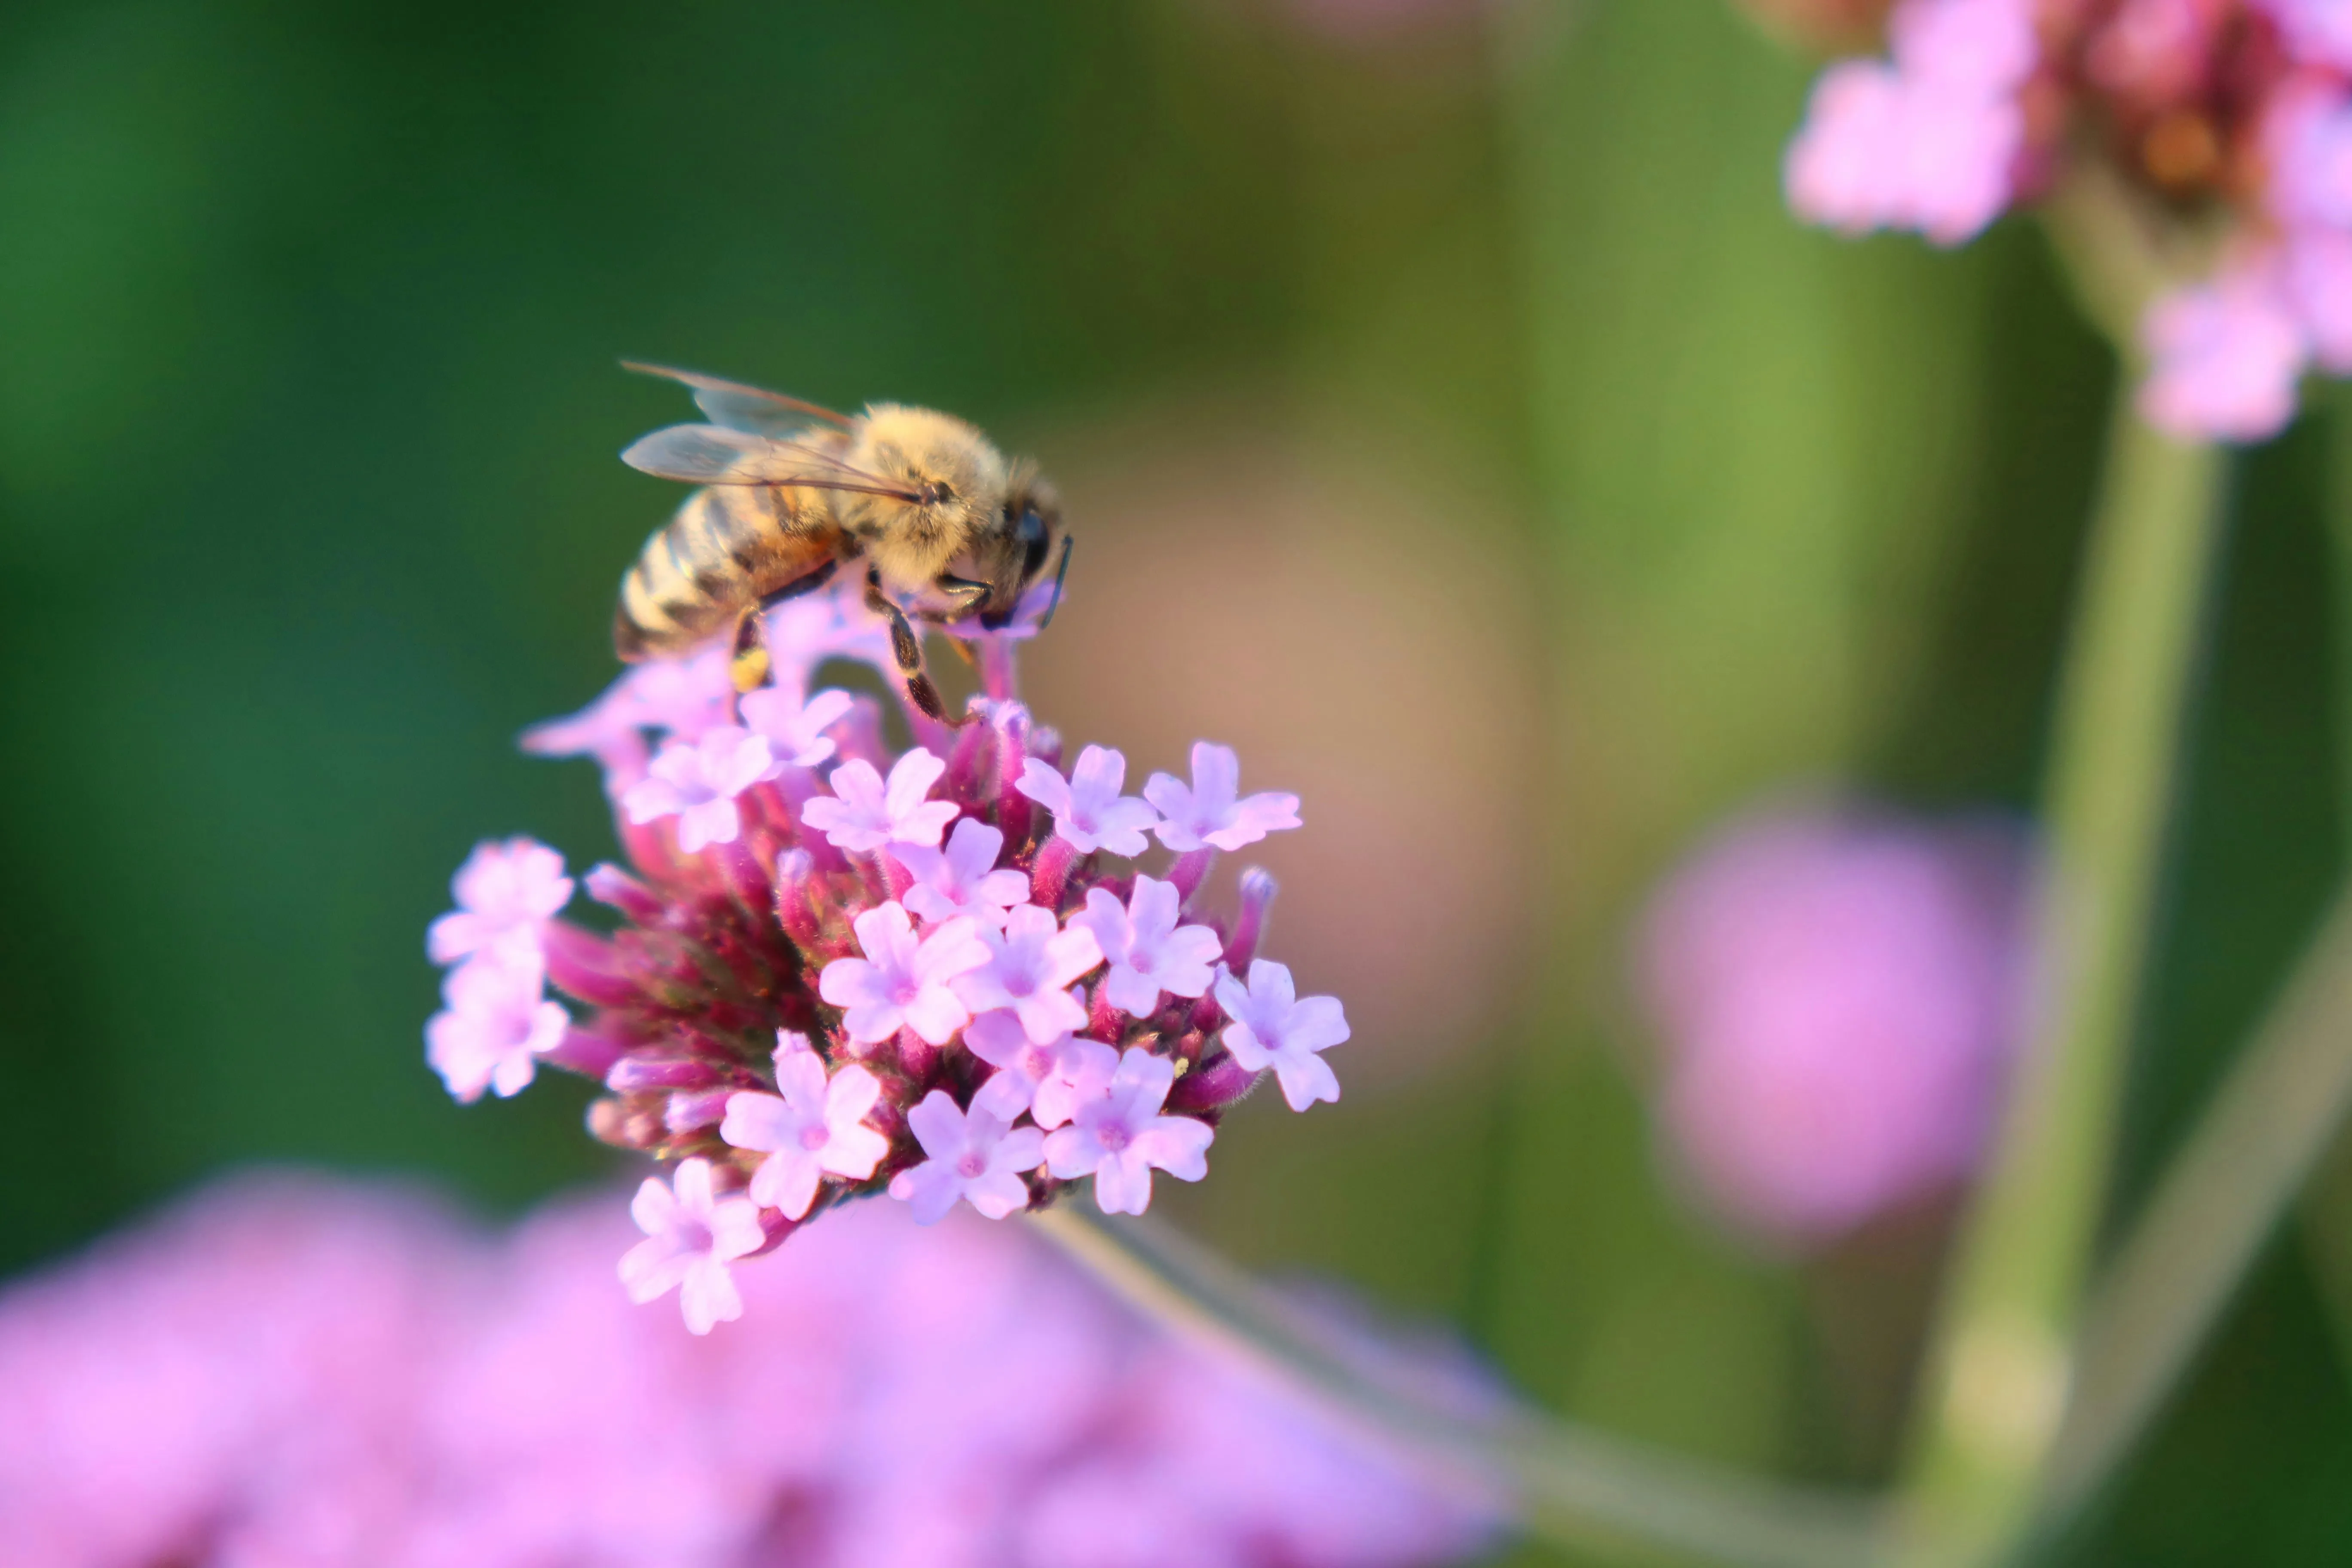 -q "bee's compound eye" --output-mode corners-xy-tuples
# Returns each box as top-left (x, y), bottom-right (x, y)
(1019, 509), (1050, 579)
